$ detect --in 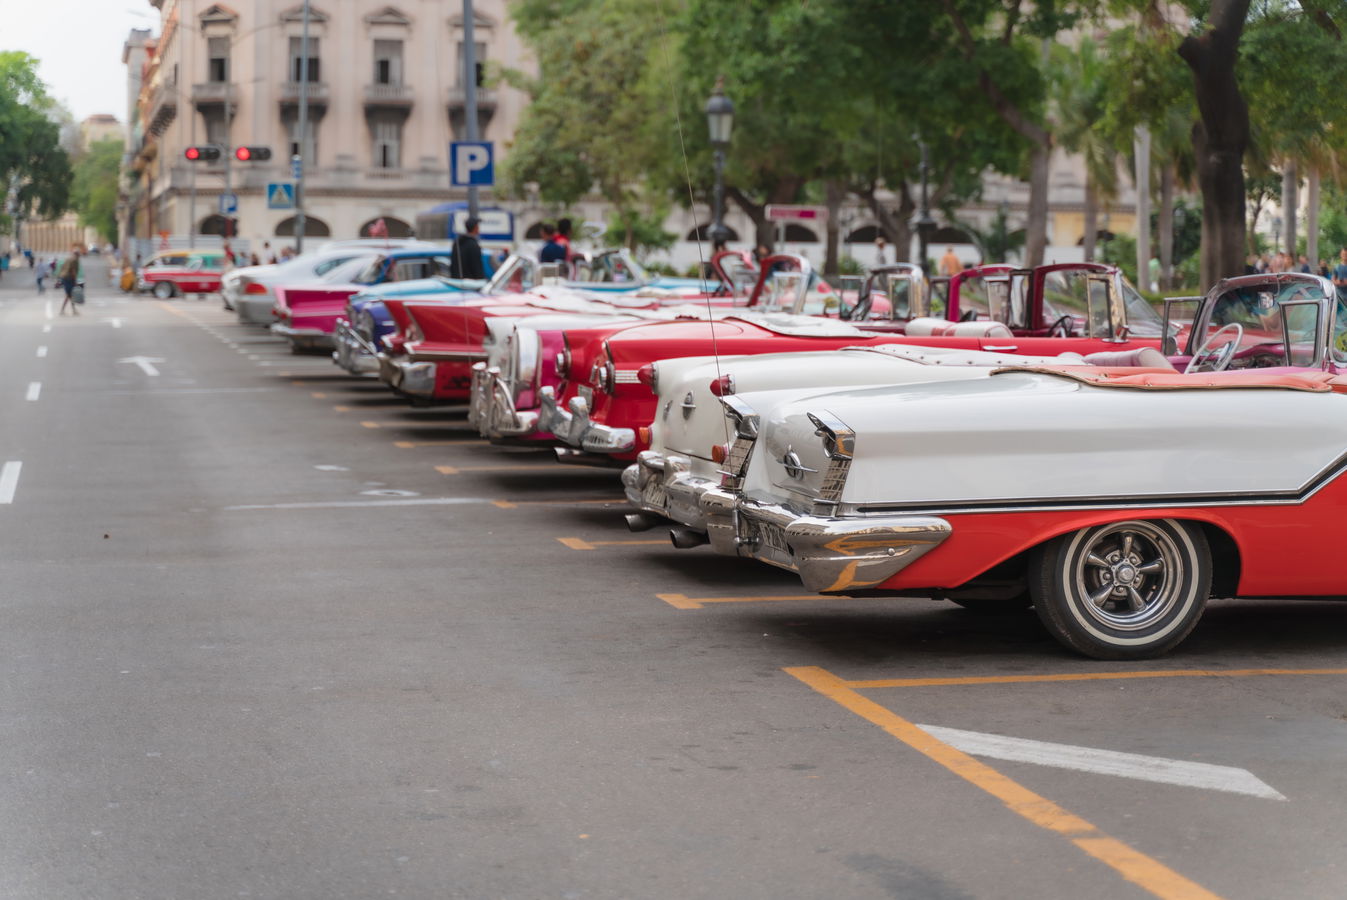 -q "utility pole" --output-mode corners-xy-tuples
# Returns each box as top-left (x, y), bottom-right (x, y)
(295, 0), (311, 253)
(462, 0), (480, 219)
